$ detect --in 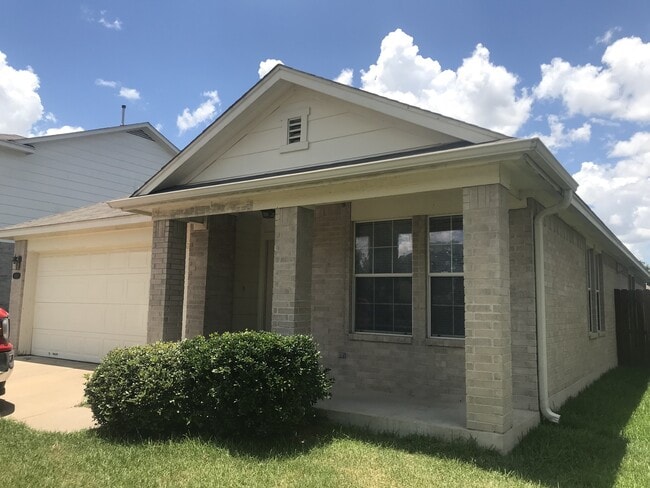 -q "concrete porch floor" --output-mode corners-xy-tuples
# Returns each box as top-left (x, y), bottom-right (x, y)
(317, 390), (540, 454)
